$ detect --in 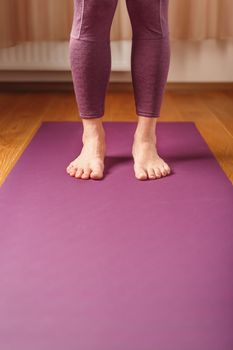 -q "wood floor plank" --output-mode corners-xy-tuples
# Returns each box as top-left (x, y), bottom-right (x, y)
(198, 91), (233, 138)
(105, 92), (136, 121)
(168, 92), (233, 183)
(42, 92), (78, 122)
(0, 93), (53, 186)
